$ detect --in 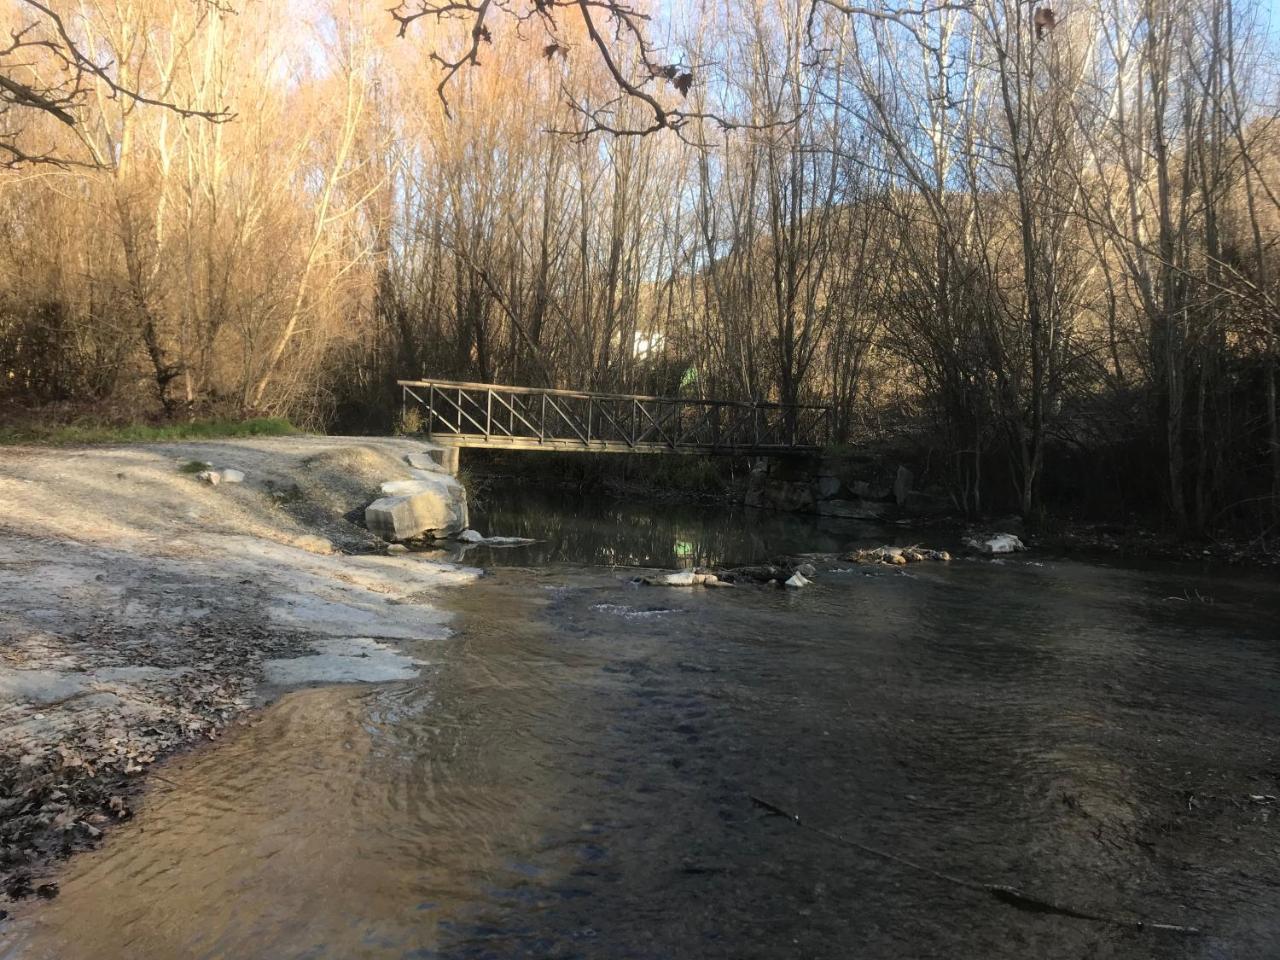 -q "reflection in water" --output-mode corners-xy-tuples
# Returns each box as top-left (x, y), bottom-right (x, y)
(466, 488), (907, 569)
(5, 492), (1280, 960)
